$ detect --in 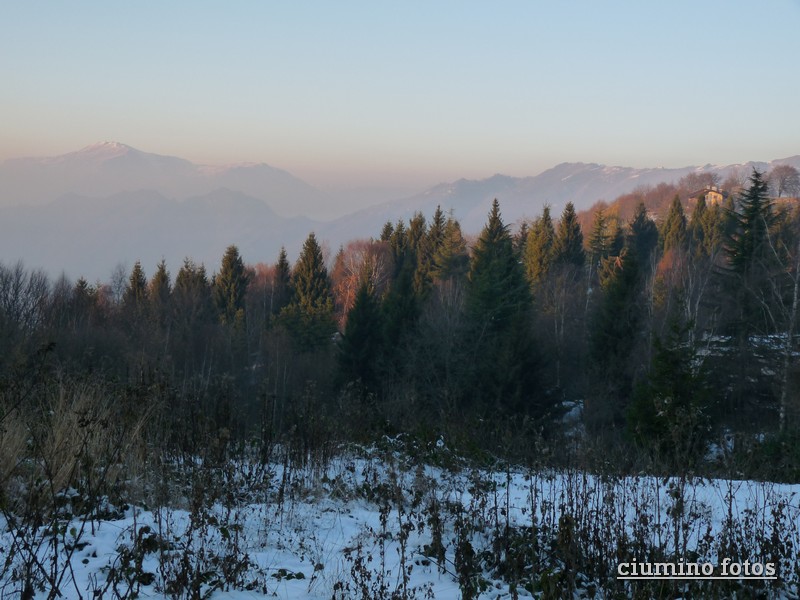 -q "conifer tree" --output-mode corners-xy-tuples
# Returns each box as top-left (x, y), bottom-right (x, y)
(627, 202), (658, 269)
(588, 209), (613, 270)
(271, 247), (292, 317)
(524, 206), (555, 287)
(380, 220), (394, 242)
(661, 195), (687, 253)
(513, 220), (530, 258)
(149, 258), (170, 316)
(174, 259), (212, 327)
(466, 199), (538, 413)
(212, 245), (250, 326)
(338, 275), (383, 391)
(688, 196), (708, 256)
(627, 321), (710, 468)
(123, 261), (148, 313)
(553, 202), (585, 268)
(588, 247), (642, 428)
(431, 217), (469, 282)
(281, 232), (336, 349)
(414, 206), (446, 294)
(726, 169), (775, 275)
